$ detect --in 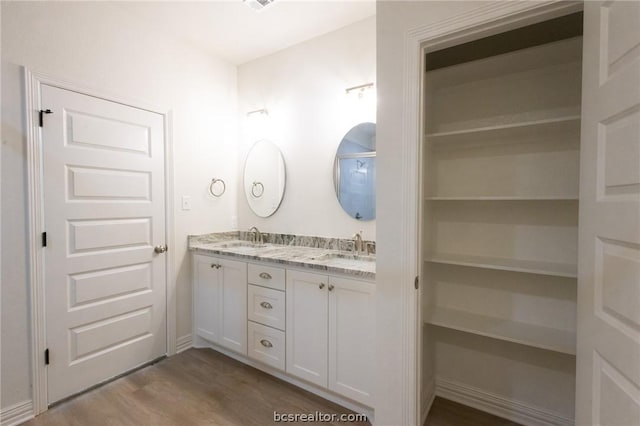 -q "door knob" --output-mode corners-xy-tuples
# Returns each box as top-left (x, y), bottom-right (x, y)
(154, 245), (168, 254)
